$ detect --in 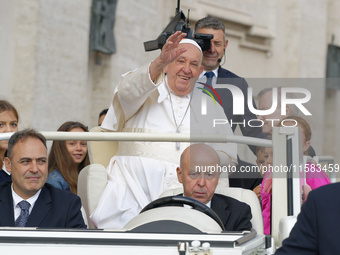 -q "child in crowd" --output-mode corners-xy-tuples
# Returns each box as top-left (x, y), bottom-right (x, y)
(98, 108), (108, 126)
(0, 100), (19, 183)
(252, 146), (266, 202)
(46, 121), (90, 194)
(261, 116), (331, 235)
